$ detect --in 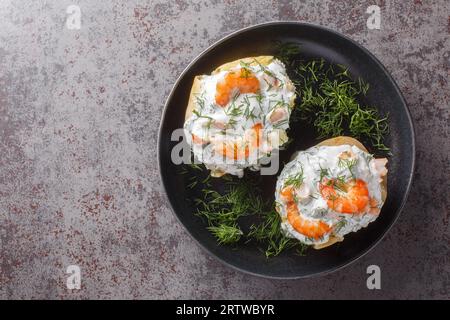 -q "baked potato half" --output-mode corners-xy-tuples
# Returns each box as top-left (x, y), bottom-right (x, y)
(275, 136), (388, 249)
(184, 56), (296, 177)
